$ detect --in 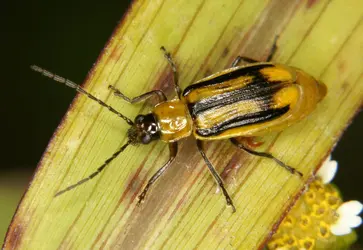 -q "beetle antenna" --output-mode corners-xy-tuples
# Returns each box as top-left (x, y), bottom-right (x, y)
(30, 65), (134, 126)
(55, 140), (132, 197)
